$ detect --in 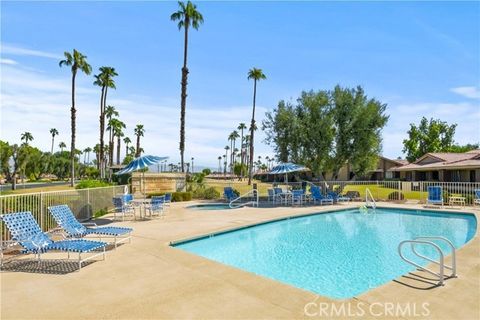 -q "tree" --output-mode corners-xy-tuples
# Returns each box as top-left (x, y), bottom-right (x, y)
(134, 124), (145, 157)
(0, 141), (13, 181)
(105, 105), (119, 166)
(123, 137), (131, 157)
(10, 144), (29, 190)
(247, 67), (266, 185)
(83, 147), (92, 164)
(49, 128), (58, 153)
(237, 123), (247, 178)
(263, 86), (388, 179)
(59, 49), (92, 187)
(224, 145), (229, 174)
(228, 130), (239, 172)
(111, 119), (126, 164)
(171, 1), (204, 173)
(449, 143), (479, 153)
(94, 67), (118, 179)
(59, 141), (67, 153)
(217, 155), (222, 172)
(21, 132), (34, 145)
(402, 117), (457, 162)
